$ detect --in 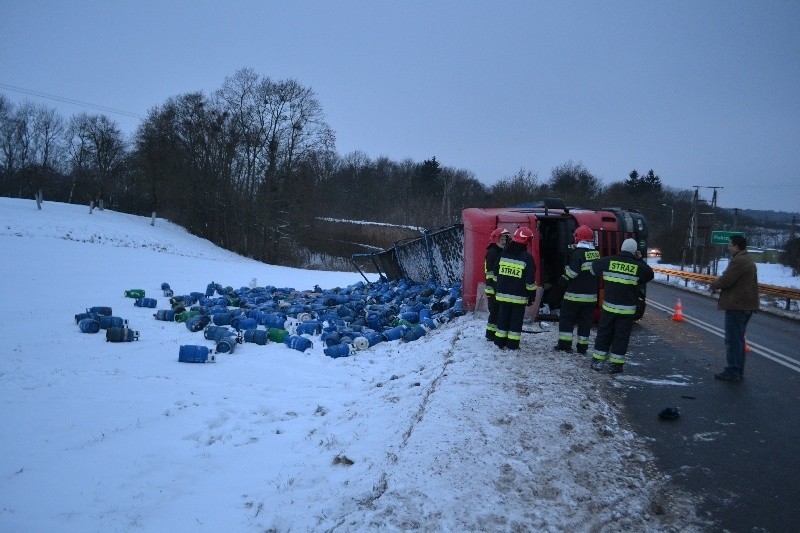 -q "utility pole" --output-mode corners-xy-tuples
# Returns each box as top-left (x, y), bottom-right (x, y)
(662, 203), (674, 228)
(691, 187), (699, 273)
